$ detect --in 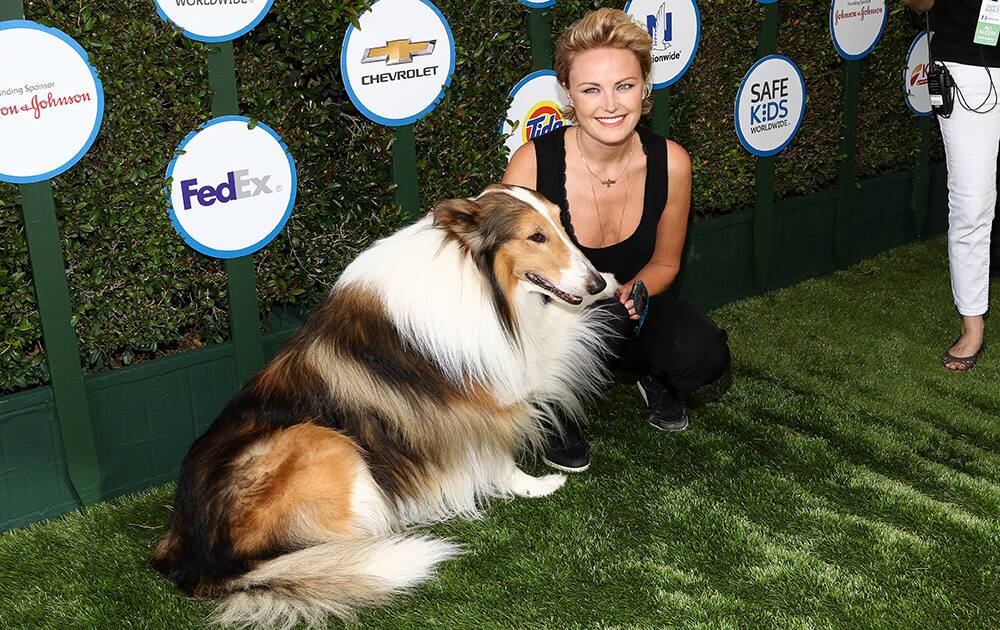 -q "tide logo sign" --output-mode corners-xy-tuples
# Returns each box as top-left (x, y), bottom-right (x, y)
(646, 2), (673, 52)
(180, 169), (274, 210)
(522, 101), (566, 143)
(362, 39), (436, 66)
